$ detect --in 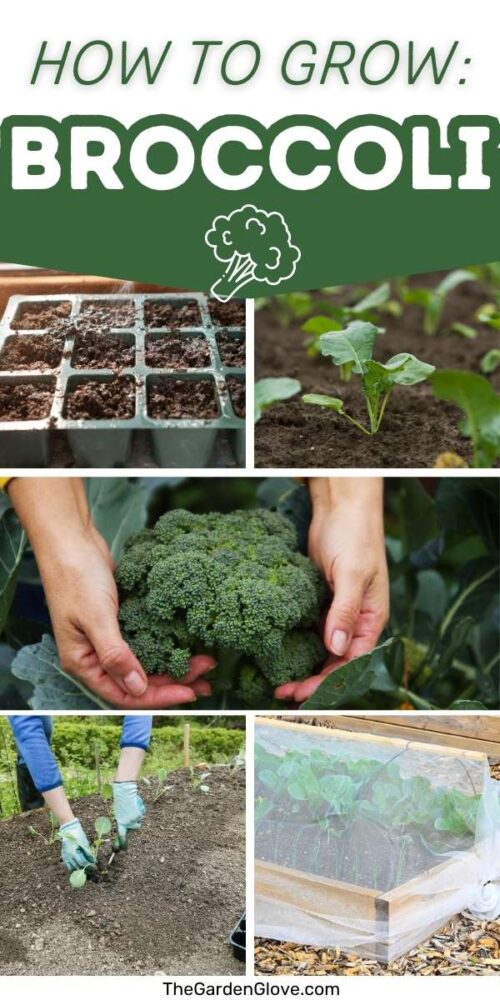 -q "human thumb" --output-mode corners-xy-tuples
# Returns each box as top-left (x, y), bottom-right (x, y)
(86, 610), (148, 698)
(325, 571), (364, 657)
